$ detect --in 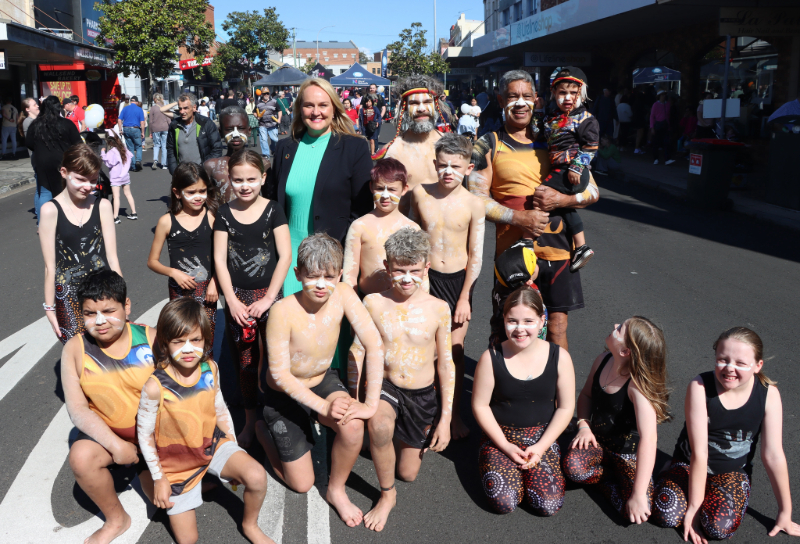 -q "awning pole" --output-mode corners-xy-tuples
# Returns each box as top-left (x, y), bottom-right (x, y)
(720, 35), (731, 134)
